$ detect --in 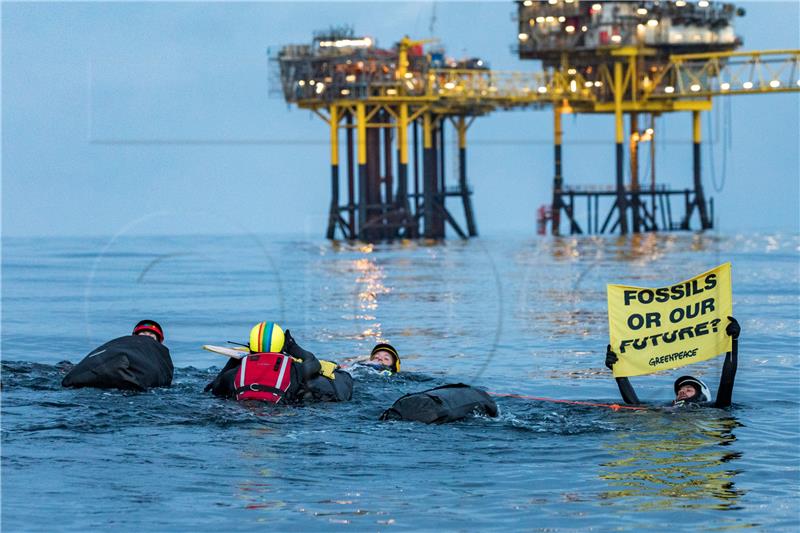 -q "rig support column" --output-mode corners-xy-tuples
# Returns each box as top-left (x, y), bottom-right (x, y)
(629, 112), (641, 233)
(397, 102), (415, 237)
(457, 116), (478, 237)
(356, 102), (368, 240)
(552, 105), (563, 235)
(692, 110), (712, 230)
(346, 110), (355, 237)
(422, 112), (442, 238)
(614, 61), (629, 234)
(326, 105), (340, 239)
